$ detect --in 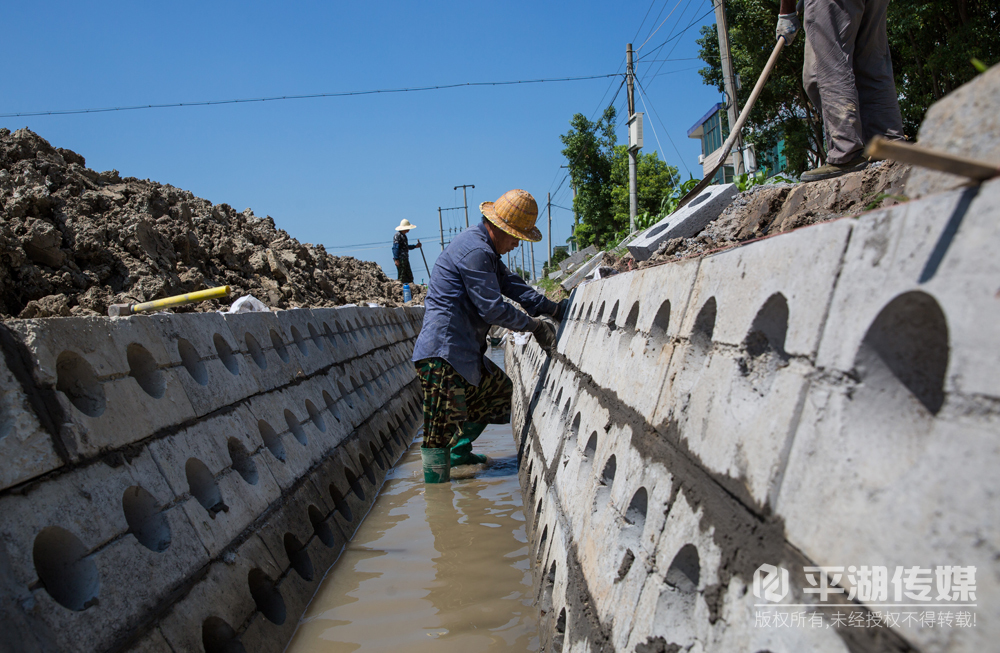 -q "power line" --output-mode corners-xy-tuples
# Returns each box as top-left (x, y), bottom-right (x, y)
(636, 0), (688, 51)
(636, 78), (693, 177)
(635, 5), (714, 63)
(632, 0), (662, 43)
(1, 73), (622, 118)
